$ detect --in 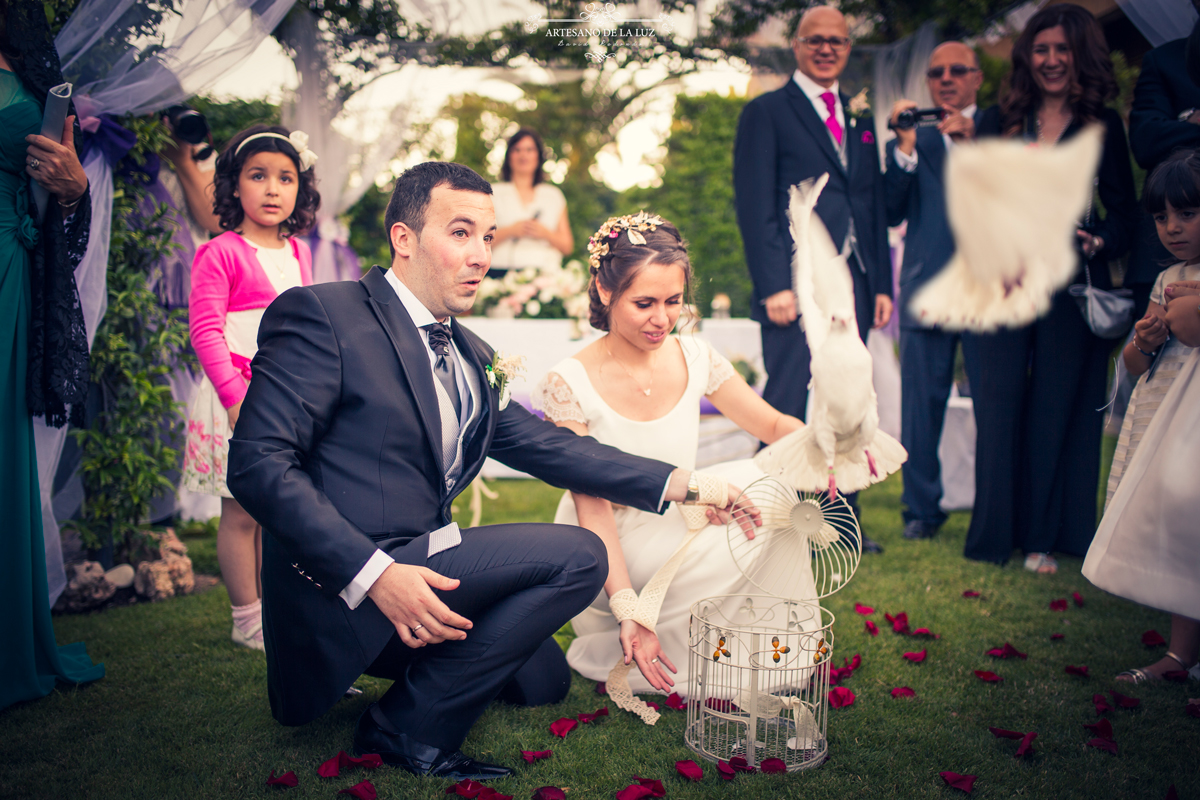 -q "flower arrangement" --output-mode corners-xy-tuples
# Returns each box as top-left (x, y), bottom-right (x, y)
(476, 260), (591, 325)
(847, 88), (871, 120)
